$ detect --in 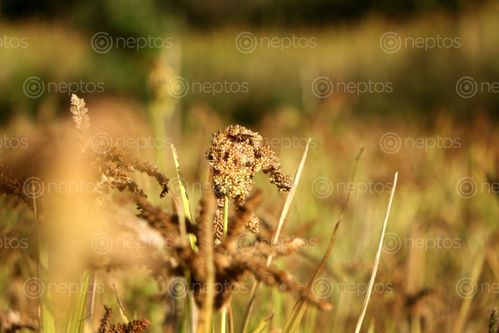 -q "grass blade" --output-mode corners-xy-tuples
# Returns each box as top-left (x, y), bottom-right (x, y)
(453, 250), (486, 333)
(42, 305), (56, 333)
(171, 143), (198, 251)
(354, 171), (398, 333)
(282, 300), (307, 333)
(66, 270), (90, 333)
(250, 313), (274, 333)
(34, 192), (56, 333)
(196, 176), (216, 333)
